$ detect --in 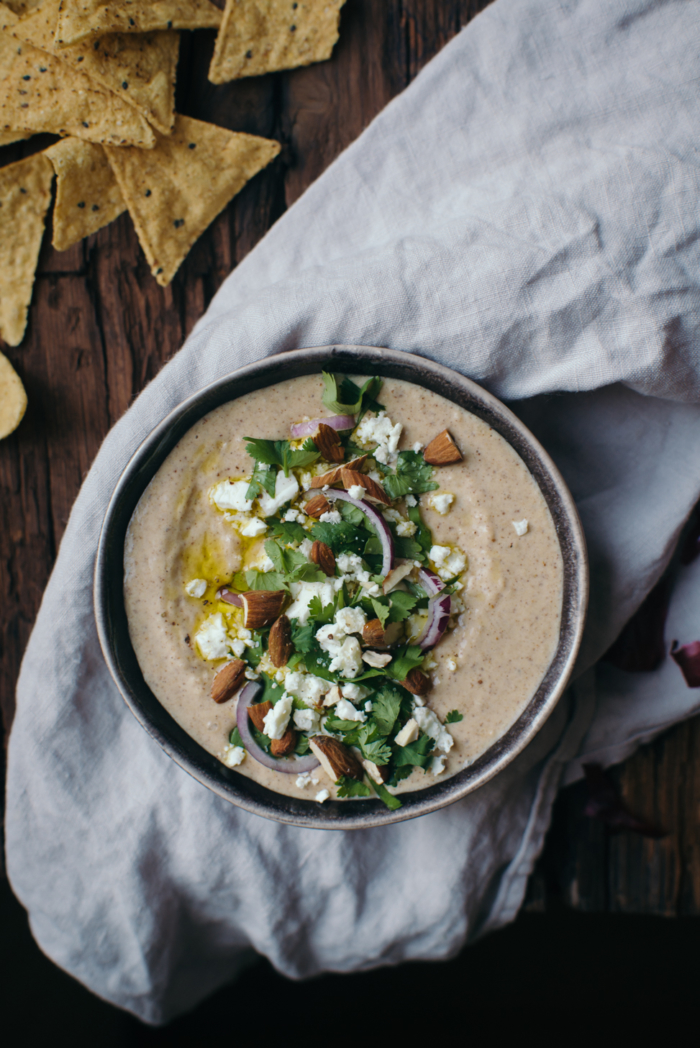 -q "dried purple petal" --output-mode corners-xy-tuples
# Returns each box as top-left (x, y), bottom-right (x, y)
(603, 576), (669, 672)
(582, 763), (666, 838)
(670, 640), (700, 687)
